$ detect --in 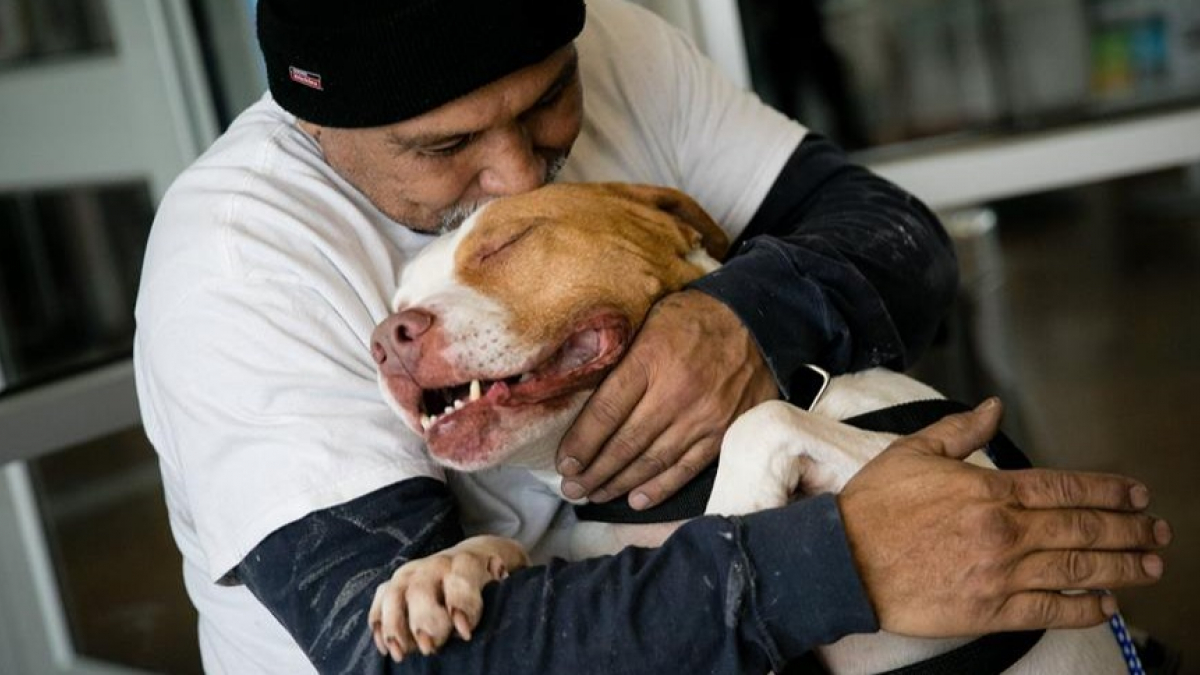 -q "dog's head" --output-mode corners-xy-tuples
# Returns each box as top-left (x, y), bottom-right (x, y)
(372, 182), (728, 472)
